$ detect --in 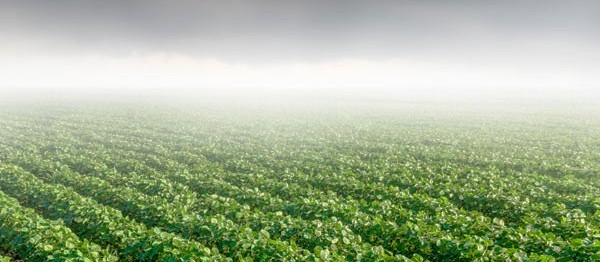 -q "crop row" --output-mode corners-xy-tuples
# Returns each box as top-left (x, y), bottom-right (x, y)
(47, 114), (599, 223)
(0, 190), (117, 261)
(0, 140), (405, 261)
(4, 135), (596, 257)
(1, 107), (599, 260)
(0, 165), (219, 261)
